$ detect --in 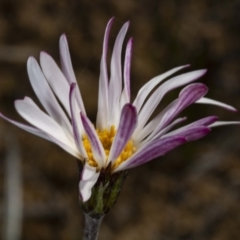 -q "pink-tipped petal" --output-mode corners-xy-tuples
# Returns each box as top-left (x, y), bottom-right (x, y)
(69, 83), (87, 158)
(40, 52), (71, 116)
(196, 97), (237, 111)
(96, 18), (114, 129)
(108, 104), (137, 164)
(159, 83), (208, 128)
(115, 136), (186, 171)
(27, 56), (72, 134)
(143, 83), (208, 144)
(135, 69), (207, 134)
(108, 21), (129, 127)
(185, 116), (219, 128)
(165, 126), (211, 142)
(81, 113), (106, 167)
